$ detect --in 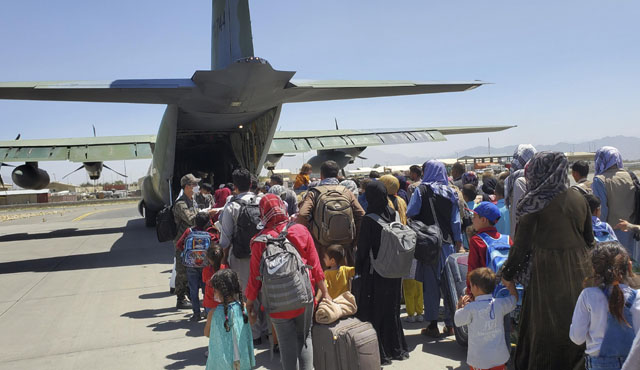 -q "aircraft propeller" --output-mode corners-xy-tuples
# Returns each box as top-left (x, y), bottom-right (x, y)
(103, 164), (127, 178)
(62, 165), (85, 180)
(0, 133), (20, 186)
(0, 162), (16, 186)
(62, 163), (128, 180)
